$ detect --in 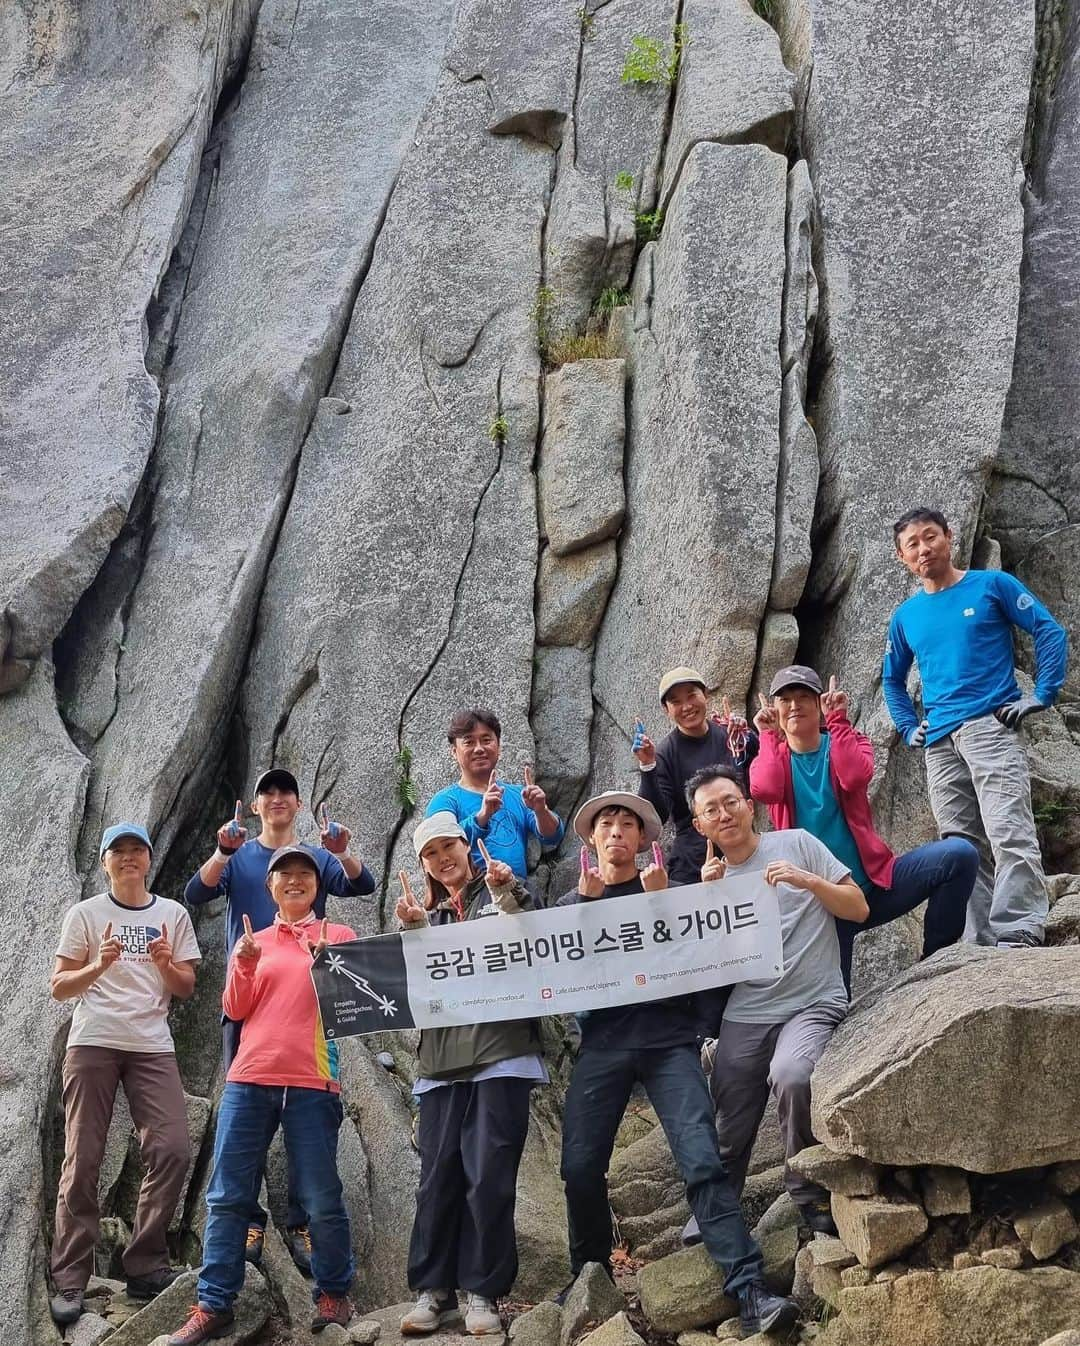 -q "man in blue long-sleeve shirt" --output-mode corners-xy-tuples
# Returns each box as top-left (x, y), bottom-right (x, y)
(184, 766), (376, 1269)
(882, 508), (1068, 949)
